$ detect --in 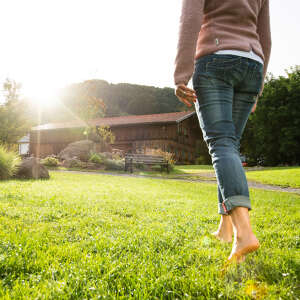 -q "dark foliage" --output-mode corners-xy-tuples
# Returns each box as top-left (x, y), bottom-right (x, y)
(0, 79), (31, 145)
(241, 66), (300, 166)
